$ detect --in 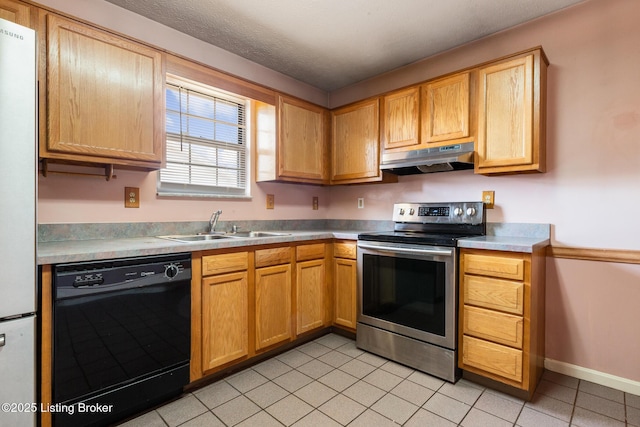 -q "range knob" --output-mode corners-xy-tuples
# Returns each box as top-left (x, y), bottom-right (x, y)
(164, 263), (180, 279)
(409, 208), (415, 215)
(399, 208), (405, 215)
(466, 207), (477, 216)
(453, 207), (464, 216)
